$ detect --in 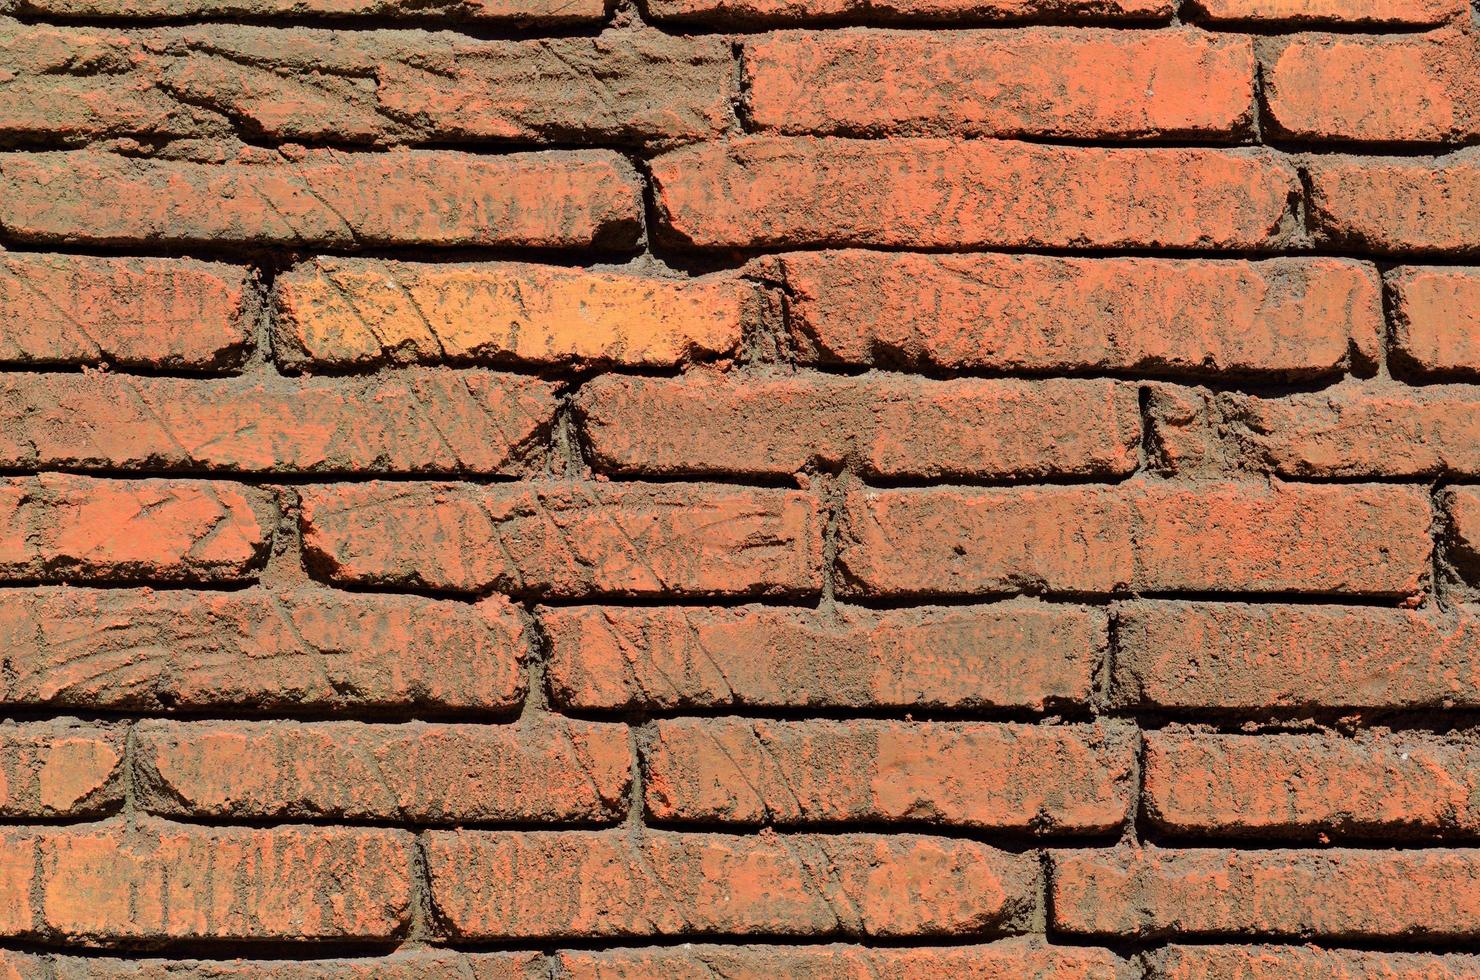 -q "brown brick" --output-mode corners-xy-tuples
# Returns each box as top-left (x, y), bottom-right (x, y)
(557, 940), (1133, 979)
(769, 251), (1381, 377)
(2, 951), (547, 980)
(0, 253), (253, 370)
(299, 481), (824, 598)
(0, 475), (272, 584)
(647, 0), (1172, 23)
(1308, 151), (1480, 255)
(1391, 266), (1480, 378)
(425, 829), (1038, 939)
(651, 137), (1299, 250)
(838, 481), (1430, 598)
(6, 0), (605, 22)
(1188, 0), (1465, 25)
(136, 718), (629, 822)
(0, 150), (642, 250)
(273, 259), (753, 371)
(578, 373), (1140, 480)
(542, 601), (1104, 712)
(0, 722), (124, 819)
(1115, 600), (1480, 711)
(645, 719), (1133, 831)
(1151, 945), (1480, 979)
(746, 29), (1253, 139)
(0, 588), (526, 714)
(1052, 846), (1480, 939)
